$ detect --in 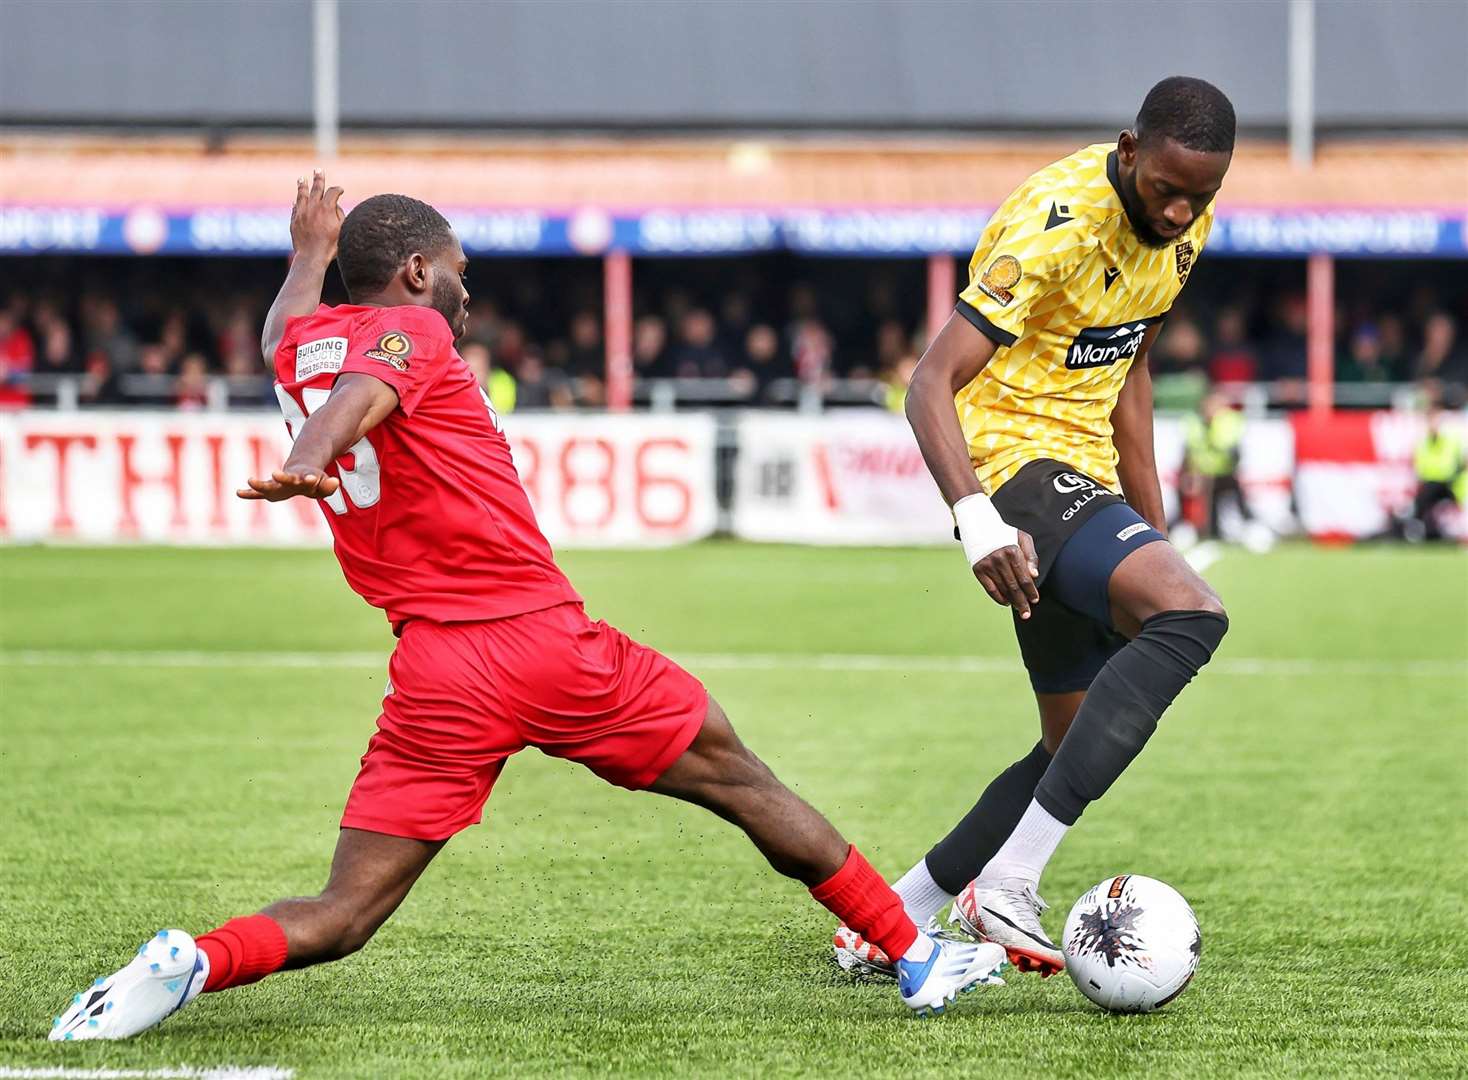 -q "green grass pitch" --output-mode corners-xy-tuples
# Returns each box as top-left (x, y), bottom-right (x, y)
(1, 542), (1465, 1078)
